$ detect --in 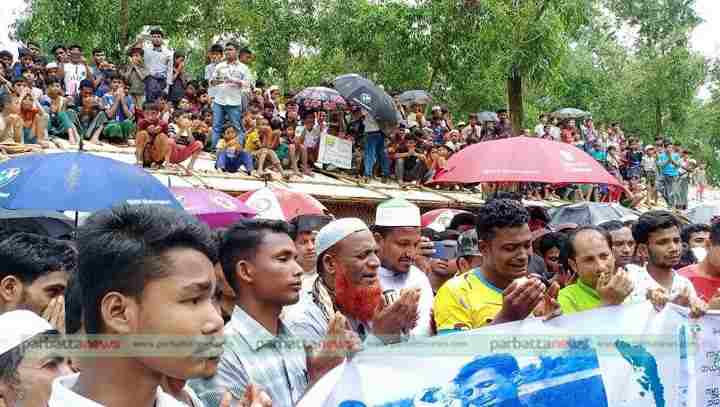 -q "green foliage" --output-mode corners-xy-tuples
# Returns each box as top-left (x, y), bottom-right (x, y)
(12, 0), (719, 179)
